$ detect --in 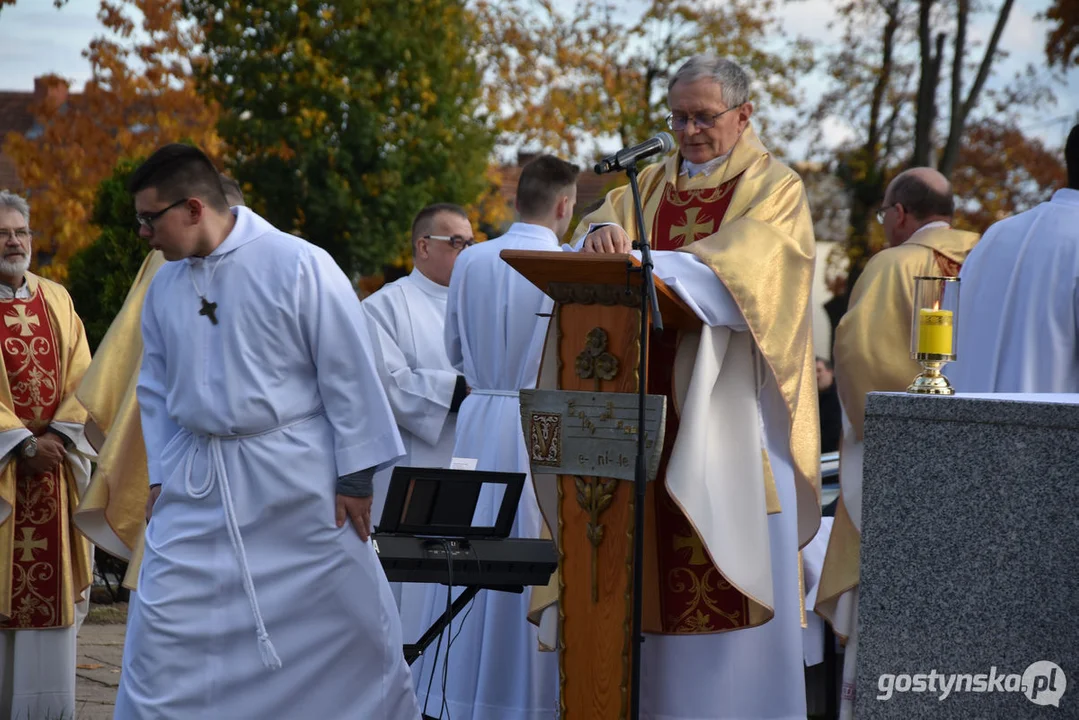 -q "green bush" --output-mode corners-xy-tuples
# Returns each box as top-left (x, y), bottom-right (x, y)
(66, 160), (150, 352)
